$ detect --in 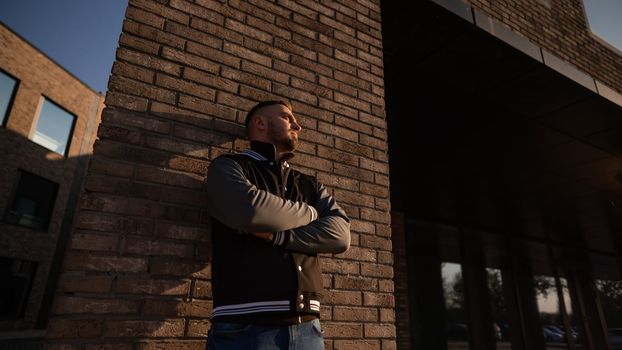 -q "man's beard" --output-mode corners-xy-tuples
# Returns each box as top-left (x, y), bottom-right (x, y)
(267, 119), (299, 152)
(274, 132), (298, 152)
(267, 128), (298, 152)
